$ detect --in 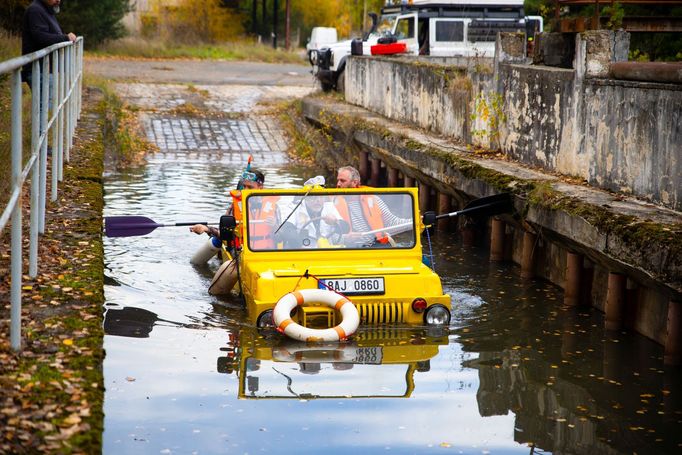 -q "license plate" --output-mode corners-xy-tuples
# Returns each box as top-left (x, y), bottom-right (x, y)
(318, 277), (385, 295)
(352, 347), (383, 364)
